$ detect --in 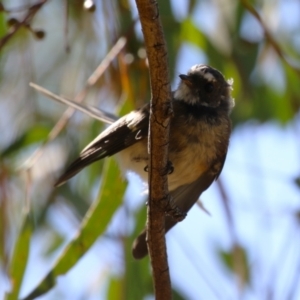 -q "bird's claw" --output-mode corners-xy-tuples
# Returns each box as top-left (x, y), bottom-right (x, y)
(164, 194), (186, 222)
(144, 161), (173, 175)
(166, 160), (174, 175)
